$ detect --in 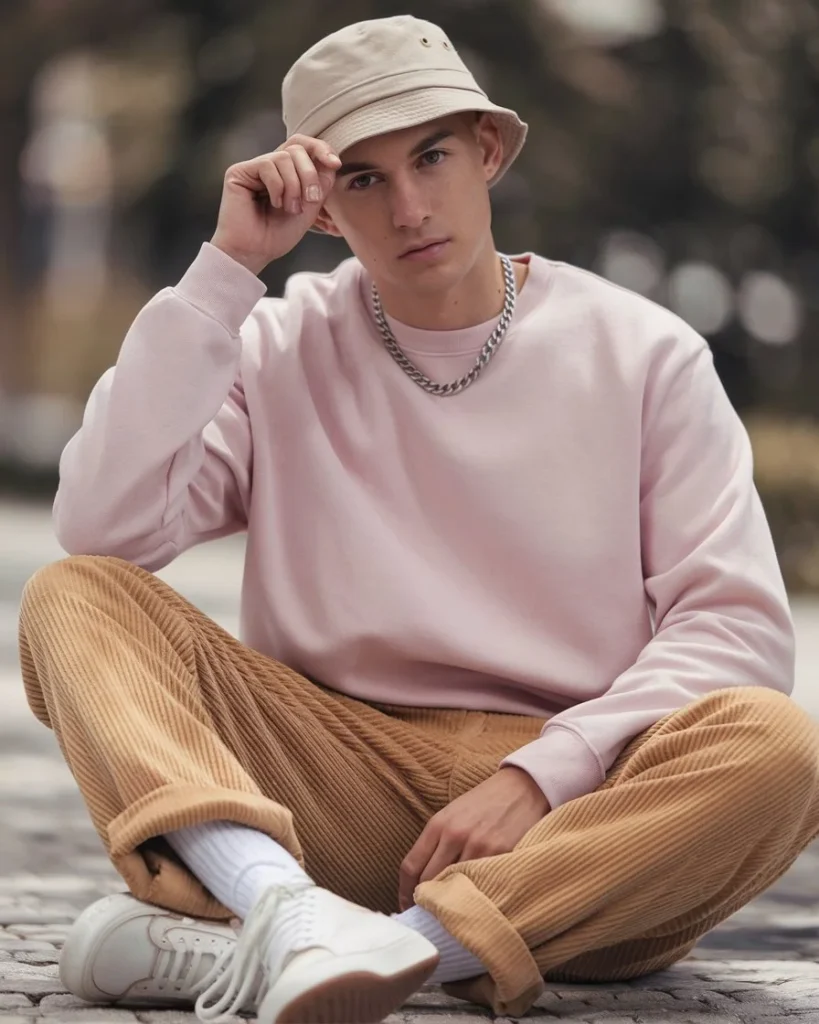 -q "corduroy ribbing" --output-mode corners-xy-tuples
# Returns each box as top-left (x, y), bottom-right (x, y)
(18, 553), (819, 1016)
